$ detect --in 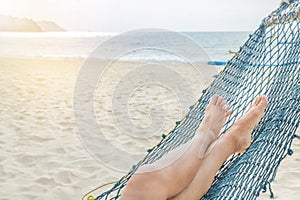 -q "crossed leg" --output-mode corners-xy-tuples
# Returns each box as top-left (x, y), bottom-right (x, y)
(121, 95), (268, 200)
(121, 94), (231, 200)
(169, 95), (268, 200)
